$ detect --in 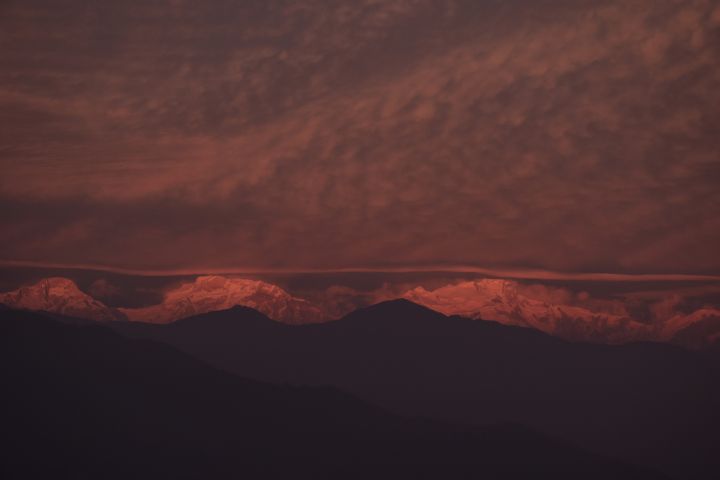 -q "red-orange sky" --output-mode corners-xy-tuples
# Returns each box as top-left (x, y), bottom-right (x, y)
(1, 0), (719, 276)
